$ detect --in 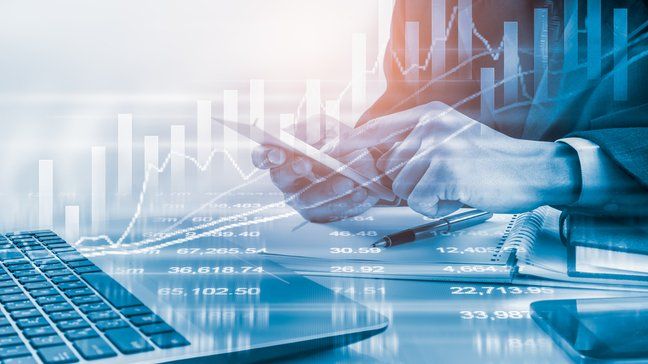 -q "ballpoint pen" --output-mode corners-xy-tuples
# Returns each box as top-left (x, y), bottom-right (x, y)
(370, 209), (494, 248)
